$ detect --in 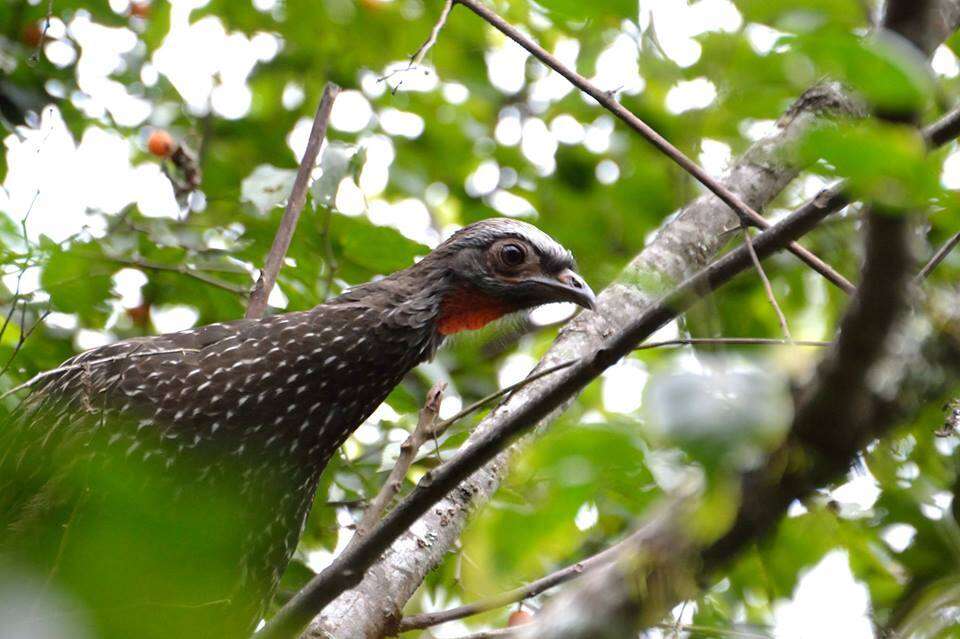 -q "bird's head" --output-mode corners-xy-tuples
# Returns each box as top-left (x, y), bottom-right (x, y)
(423, 218), (596, 335)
